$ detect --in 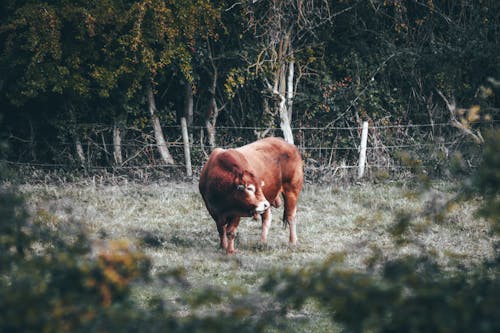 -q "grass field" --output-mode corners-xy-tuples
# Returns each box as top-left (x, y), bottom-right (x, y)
(20, 179), (497, 331)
